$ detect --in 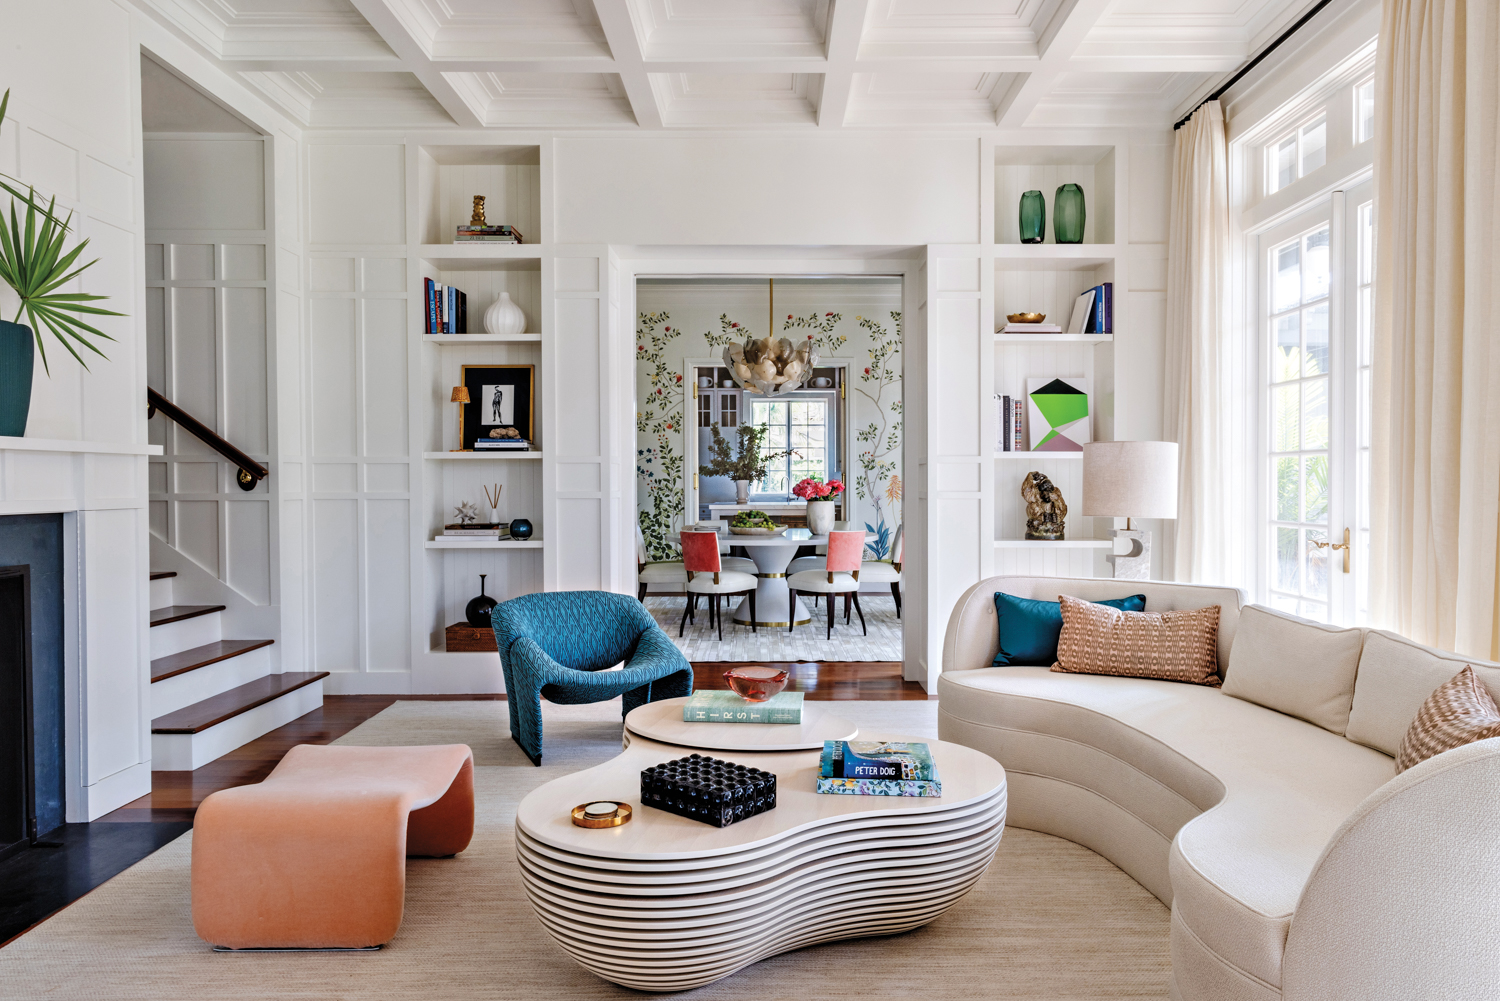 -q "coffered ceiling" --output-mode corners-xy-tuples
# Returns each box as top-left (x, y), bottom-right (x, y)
(132, 0), (1313, 130)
